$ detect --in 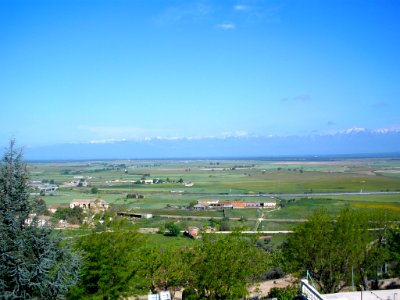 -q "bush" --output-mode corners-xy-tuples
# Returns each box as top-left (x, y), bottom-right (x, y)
(268, 286), (301, 300)
(165, 222), (180, 236)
